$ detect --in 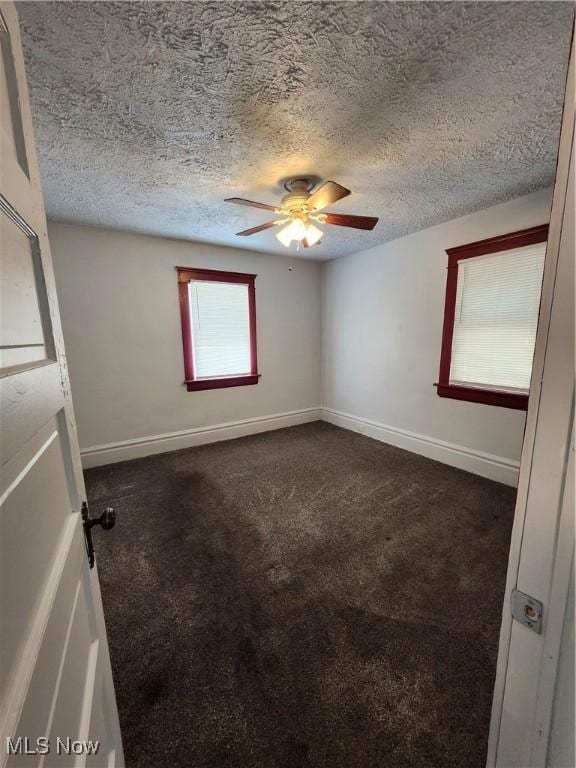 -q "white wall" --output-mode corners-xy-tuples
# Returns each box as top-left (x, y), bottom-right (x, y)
(322, 189), (553, 484)
(49, 189), (552, 477)
(48, 223), (323, 463)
